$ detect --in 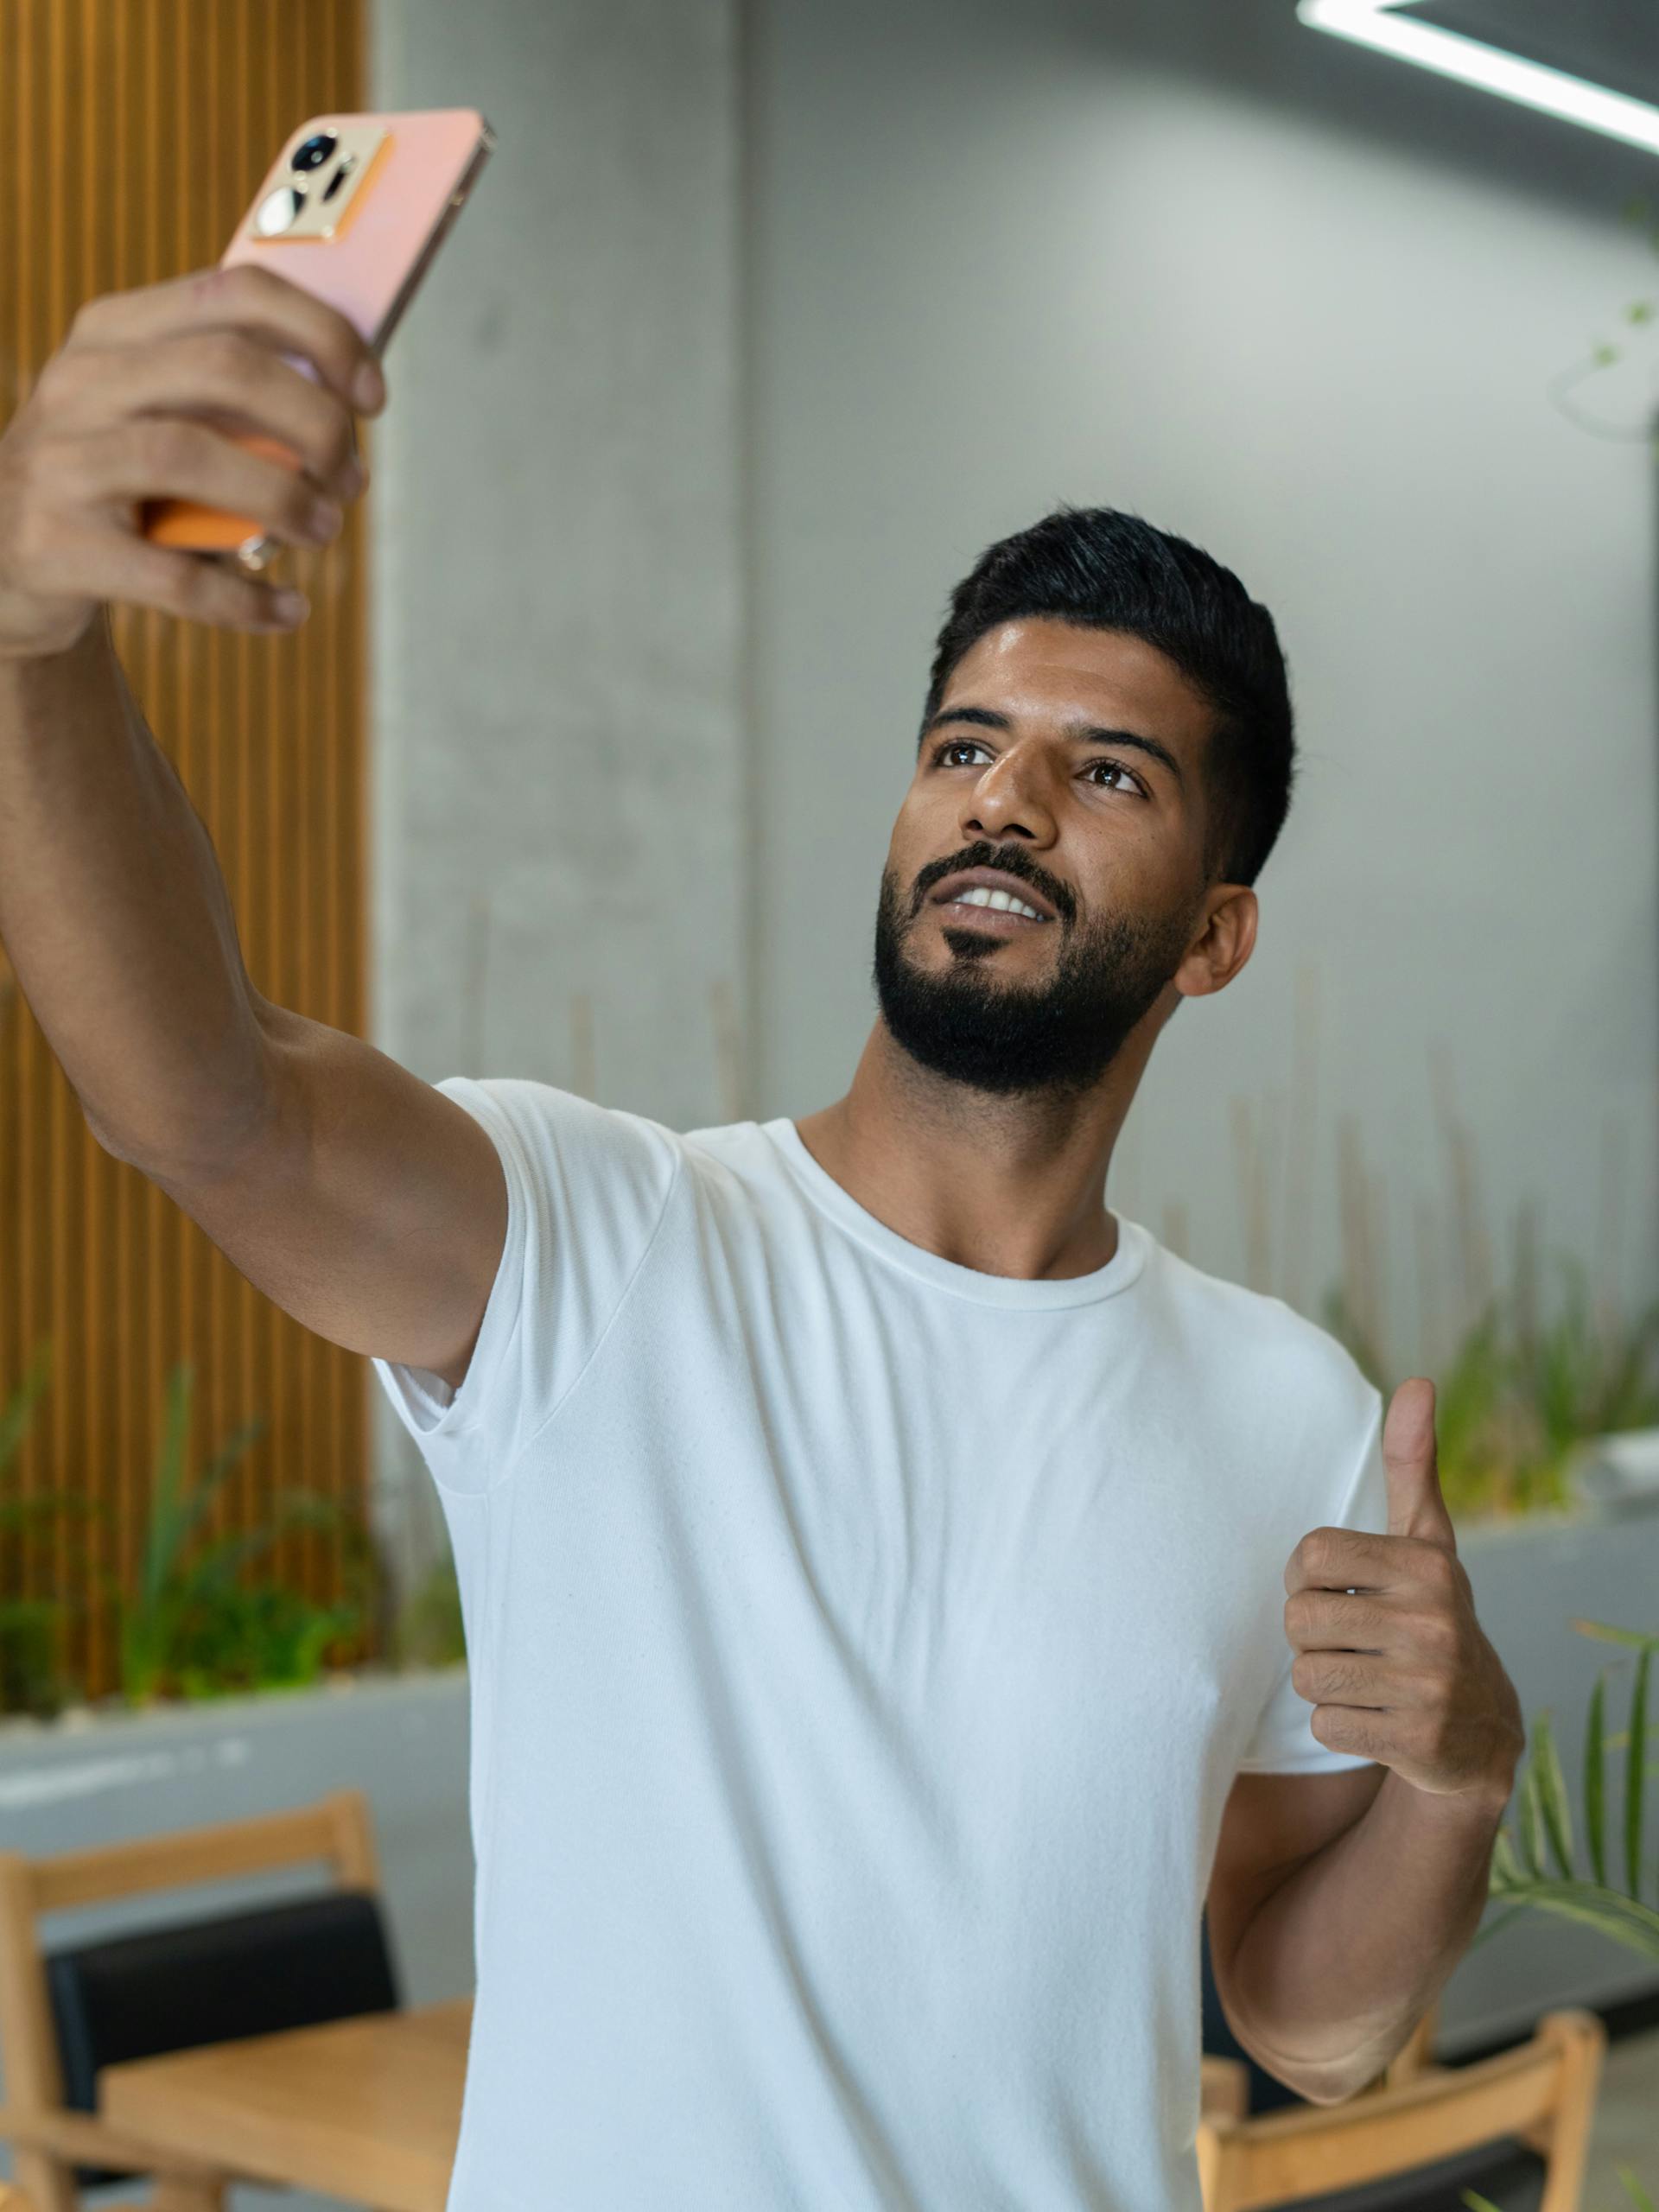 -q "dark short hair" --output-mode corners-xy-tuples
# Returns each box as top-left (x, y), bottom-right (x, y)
(918, 504), (1296, 887)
